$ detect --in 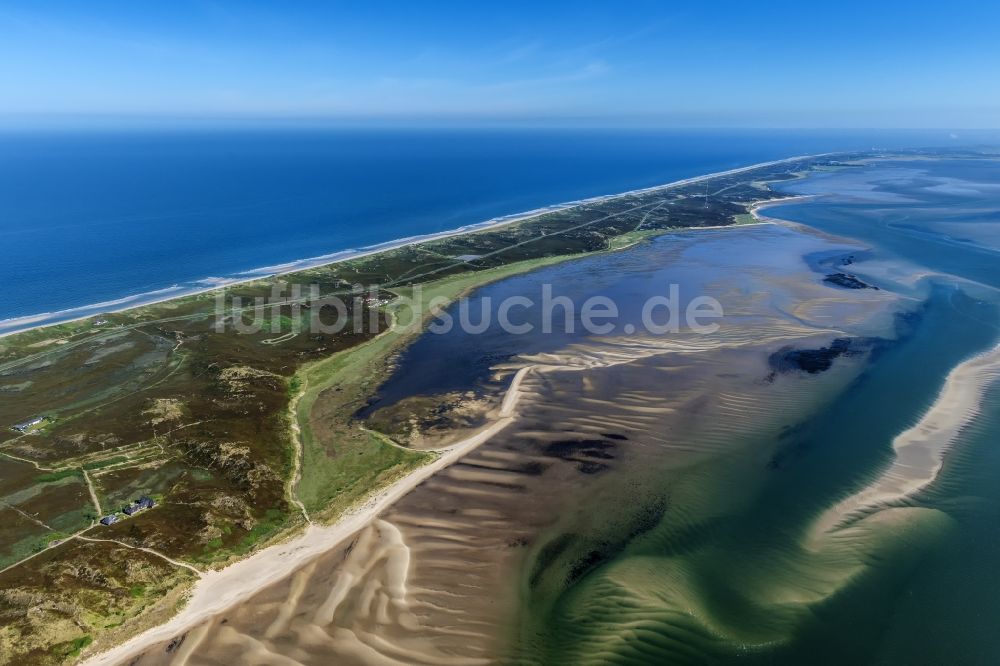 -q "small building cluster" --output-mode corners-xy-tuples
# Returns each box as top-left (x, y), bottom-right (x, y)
(10, 416), (46, 434)
(99, 496), (155, 526)
(124, 496), (155, 515)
